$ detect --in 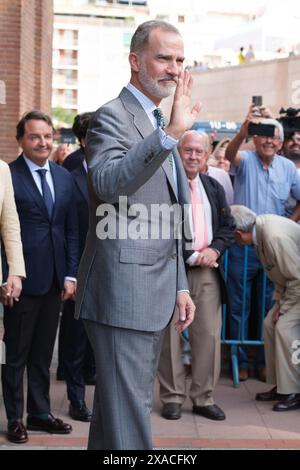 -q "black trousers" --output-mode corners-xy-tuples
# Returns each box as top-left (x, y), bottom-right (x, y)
(1, 283), (61, 421)
(59, 299), (93, 405)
